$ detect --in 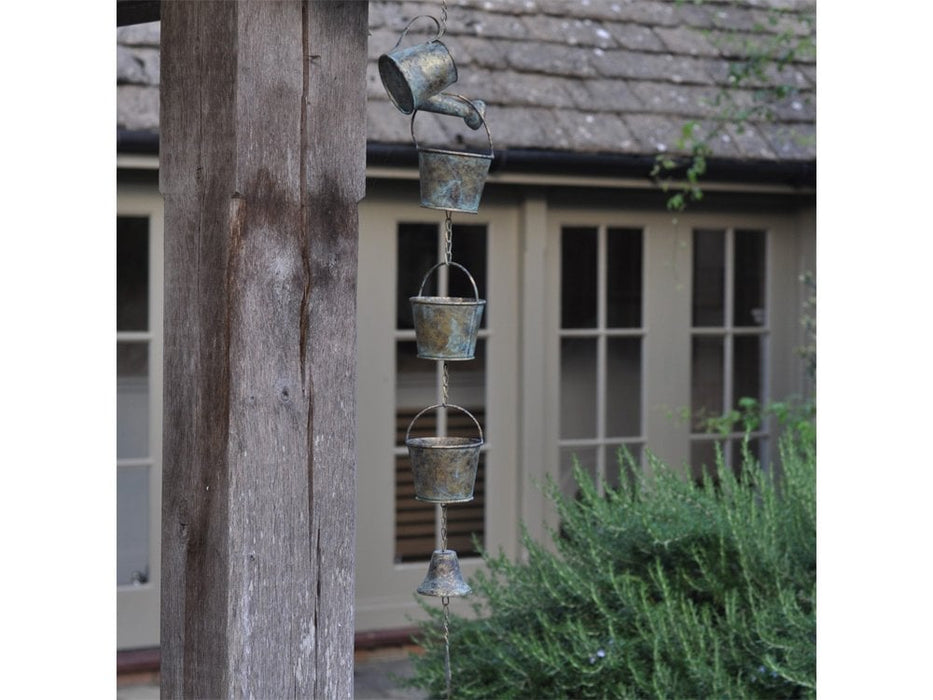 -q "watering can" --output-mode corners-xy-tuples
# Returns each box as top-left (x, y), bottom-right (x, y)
(379, 15), (487, 130)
